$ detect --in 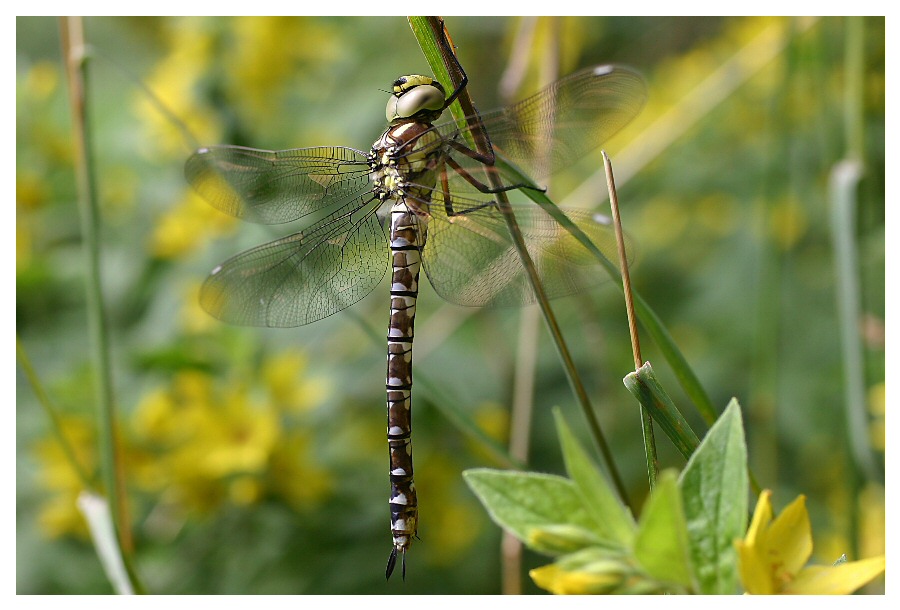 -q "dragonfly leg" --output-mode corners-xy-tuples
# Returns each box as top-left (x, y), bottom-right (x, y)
(434, 163), (488, 218)
(436, 17), (468, 112)
(444, 152), (541, 195)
